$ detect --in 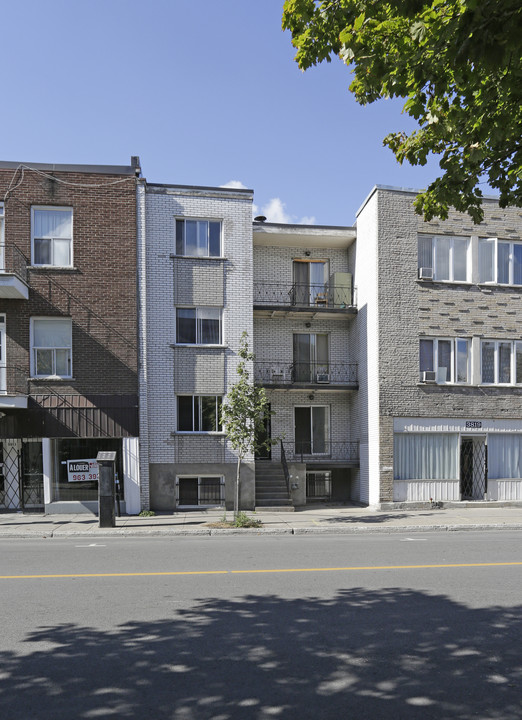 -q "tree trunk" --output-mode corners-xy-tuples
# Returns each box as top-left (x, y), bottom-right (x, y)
(235, 456), (241, 519)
